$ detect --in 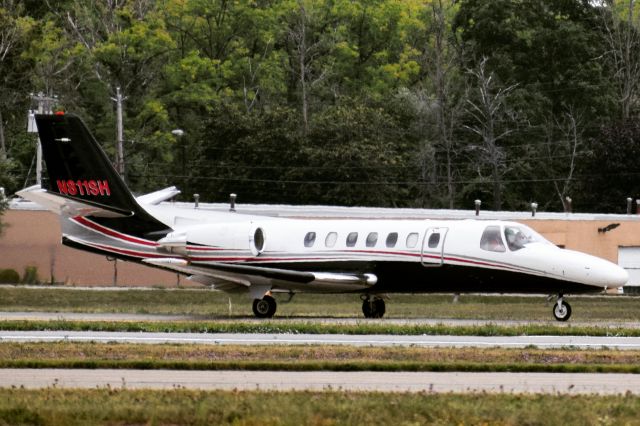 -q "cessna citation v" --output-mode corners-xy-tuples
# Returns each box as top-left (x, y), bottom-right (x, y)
(17, 113), (628, 321)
